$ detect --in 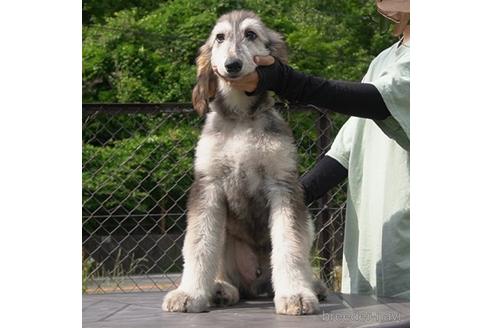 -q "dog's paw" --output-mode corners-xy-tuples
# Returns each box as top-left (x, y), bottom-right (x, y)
(162, 289), (209, 313)
(213, 280), (239, 307)
(274, 290), (320, 315)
